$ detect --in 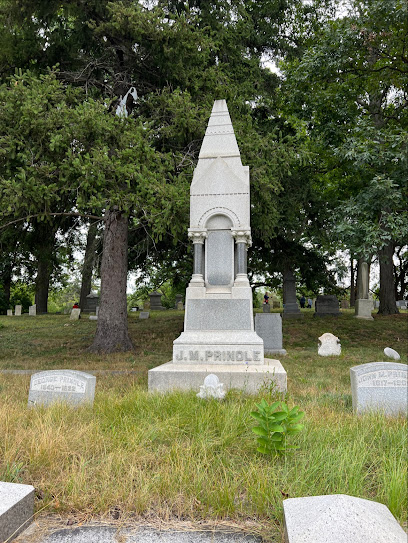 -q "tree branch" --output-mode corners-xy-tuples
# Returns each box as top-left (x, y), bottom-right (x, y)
(0, 212), (104, 230)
